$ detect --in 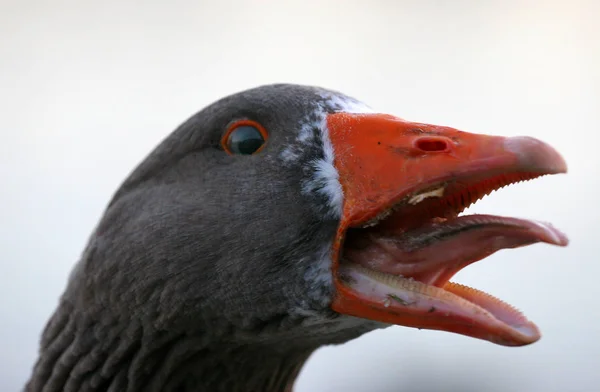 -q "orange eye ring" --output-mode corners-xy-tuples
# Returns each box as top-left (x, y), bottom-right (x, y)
(221, 120), (269, 156)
